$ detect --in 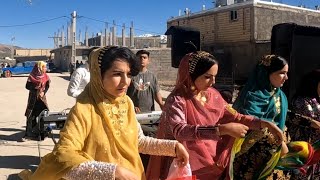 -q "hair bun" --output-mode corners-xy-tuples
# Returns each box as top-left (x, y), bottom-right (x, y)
(260, 55), (276, 66)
